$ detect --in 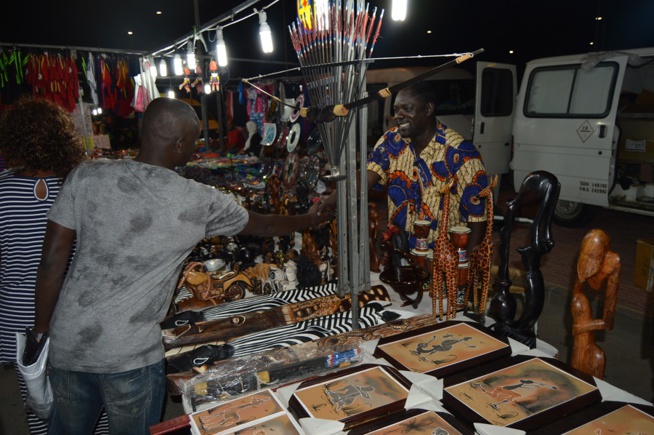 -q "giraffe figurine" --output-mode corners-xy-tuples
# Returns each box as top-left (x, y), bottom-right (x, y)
(466, 175), (498, 317)
(431, 179), (459, 320)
